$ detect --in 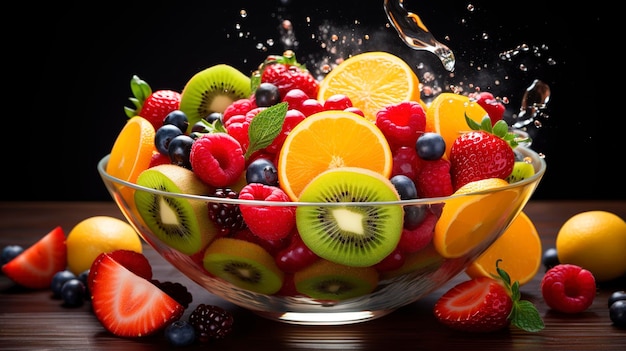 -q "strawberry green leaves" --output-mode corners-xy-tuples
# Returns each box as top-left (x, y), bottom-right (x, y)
(465, 114), (531, 148)
(494, 259), (545, 332)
